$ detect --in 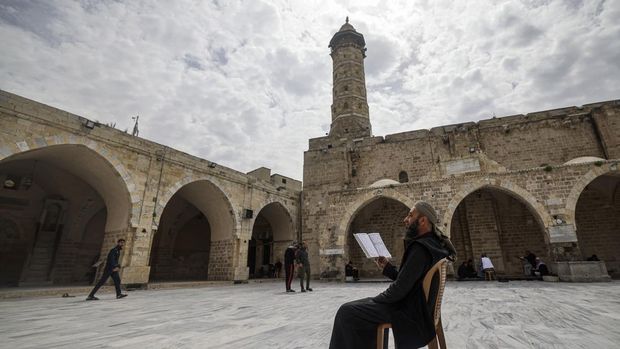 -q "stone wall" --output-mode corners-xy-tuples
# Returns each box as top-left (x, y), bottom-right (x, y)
(0, 89), (301, 285)
(208, 239), (236, 280)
